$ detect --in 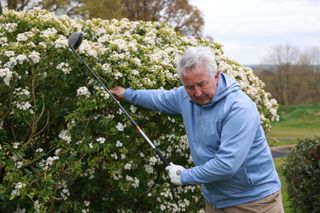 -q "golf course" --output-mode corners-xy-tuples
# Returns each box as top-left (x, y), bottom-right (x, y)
(267, 103), (320, 212)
